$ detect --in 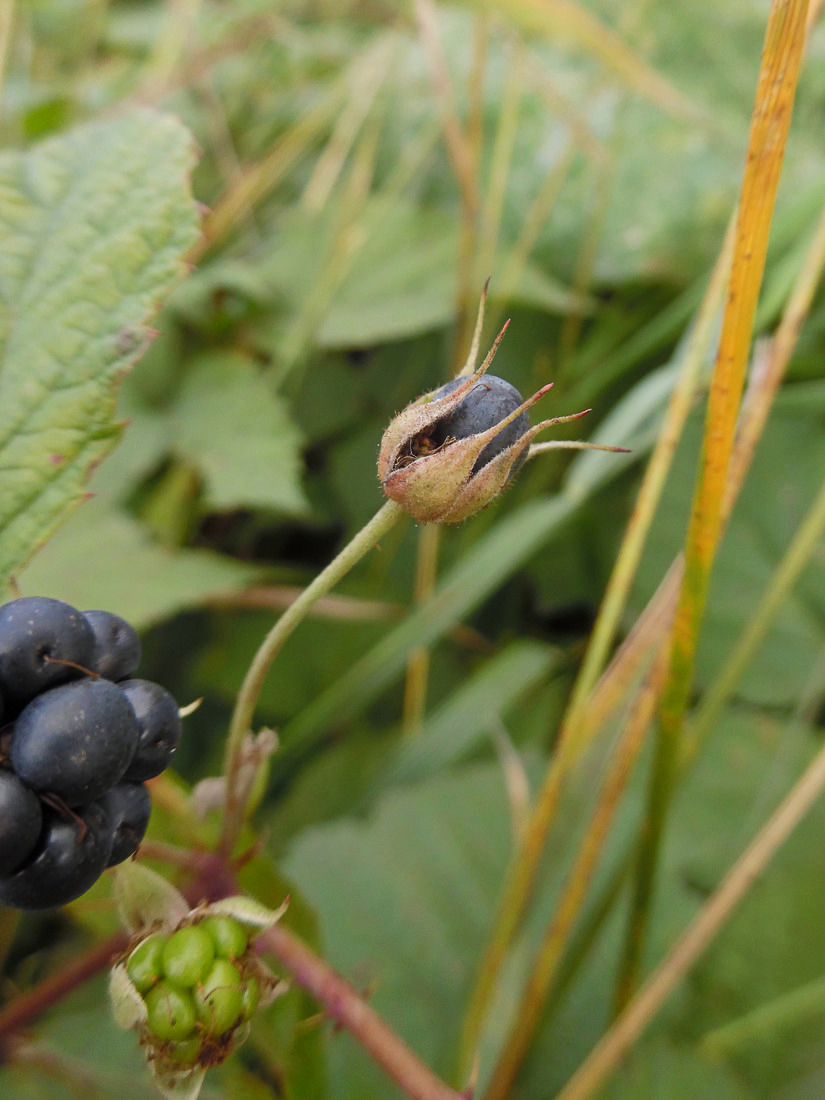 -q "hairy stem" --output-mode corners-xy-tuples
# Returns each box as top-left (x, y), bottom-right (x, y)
(220, 499), (406, 856)
(260, 922), (462, 1100)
